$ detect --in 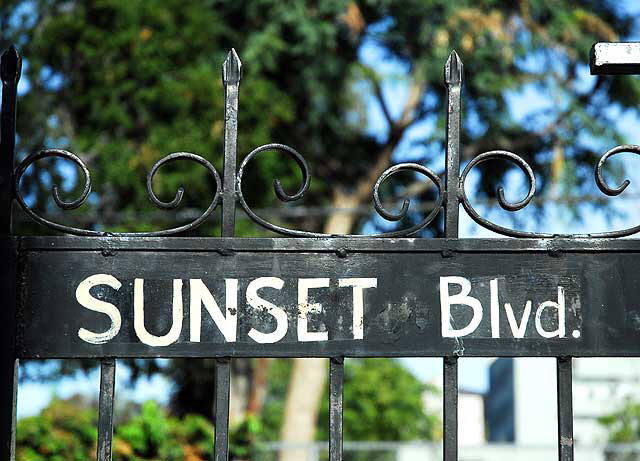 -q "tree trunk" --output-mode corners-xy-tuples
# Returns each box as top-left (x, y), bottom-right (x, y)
(278, 67), (423, 459)
(279, 358), (328, 461)
(322, 192), (361, 236)
(247, 357), (271, 416)
(278, 191), (359, 461)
